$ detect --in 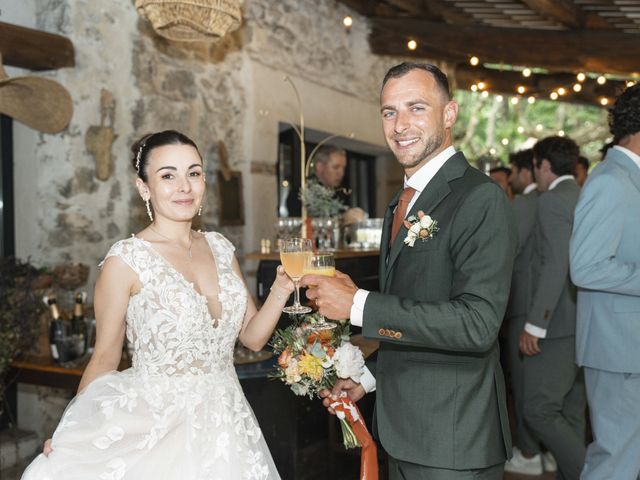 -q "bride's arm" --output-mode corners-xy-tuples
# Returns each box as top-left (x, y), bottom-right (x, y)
(77, 256), (136, 393)
(234, 256), (294, 351)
